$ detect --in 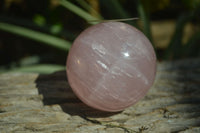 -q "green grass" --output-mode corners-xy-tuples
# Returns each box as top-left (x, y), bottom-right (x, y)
(1, 64), (66, 74)
(59, 0), (100, 24)
(0, 22), (71, 52)
(0, 0), (199, 73)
